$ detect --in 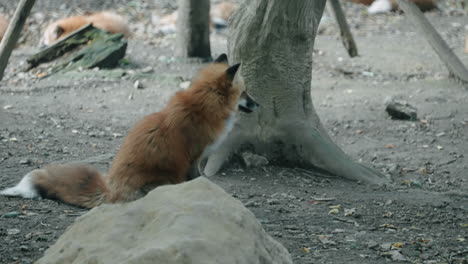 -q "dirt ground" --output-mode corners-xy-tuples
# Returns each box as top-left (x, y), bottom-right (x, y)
(1, 1), (467, 264)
